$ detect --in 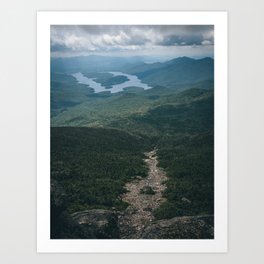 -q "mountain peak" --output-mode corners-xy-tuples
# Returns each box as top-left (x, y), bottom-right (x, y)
(198, 57), (214, 62)
(177, 56), (193, 61)
(166, 56), (194, 65)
